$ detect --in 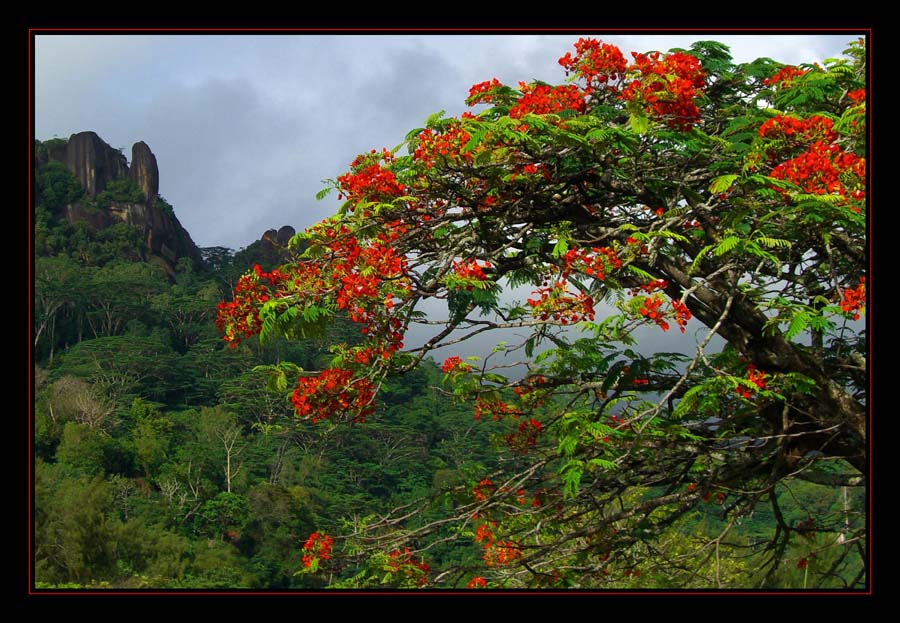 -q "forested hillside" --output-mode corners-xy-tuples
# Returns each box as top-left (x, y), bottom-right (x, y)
(32, 142), (505, 588)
